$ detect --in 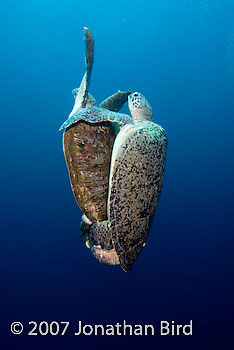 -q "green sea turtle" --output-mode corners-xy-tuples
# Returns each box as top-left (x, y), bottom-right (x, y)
(86, 92), (168, 271)
(60, 27), (132, 223)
